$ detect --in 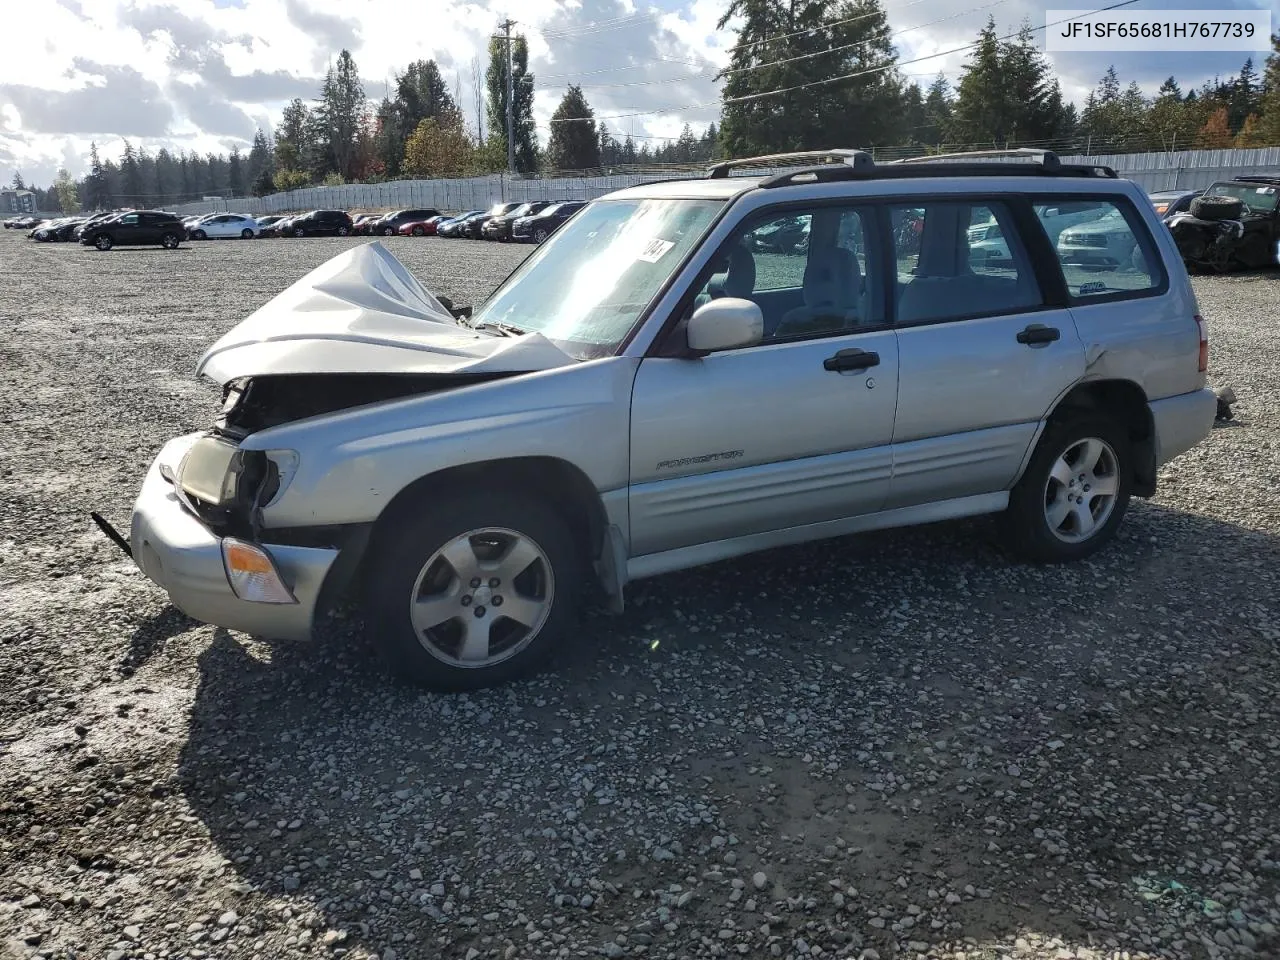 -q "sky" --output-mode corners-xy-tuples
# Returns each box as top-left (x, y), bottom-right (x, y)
(1, 0), (1275, 189)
